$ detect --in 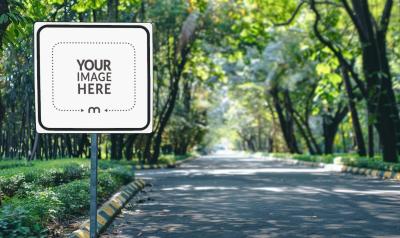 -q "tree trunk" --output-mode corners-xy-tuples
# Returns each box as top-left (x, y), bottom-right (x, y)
(125, 135), (137, 160)
(270, 89), (300, 153)
(342, 67), (366, 156)
(28, 133), (39, 161)
(367, 110), (374, 157)
(116, 134), (123, 160)
(322, 106), (348, 154)
(77, 134), (88, 158)
(348, 0), (398, 162)
(110, 134), (117, 159)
